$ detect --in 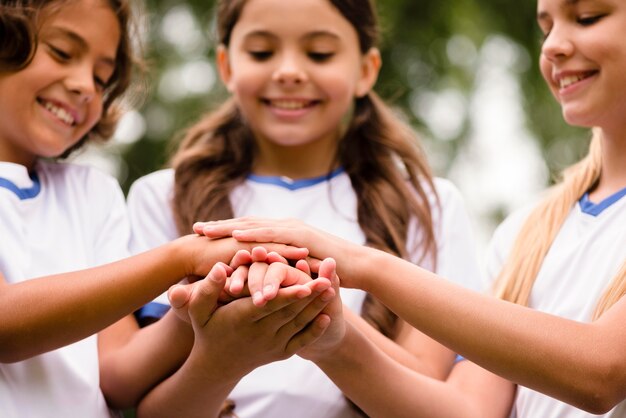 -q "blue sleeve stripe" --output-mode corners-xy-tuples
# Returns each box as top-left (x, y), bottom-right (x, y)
(135, 301), (170, 321)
